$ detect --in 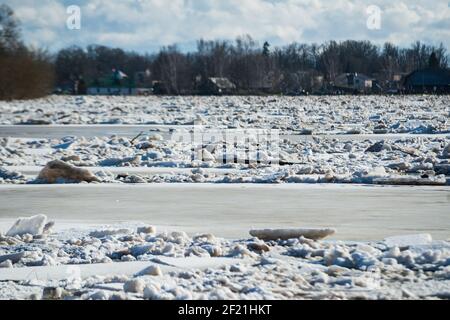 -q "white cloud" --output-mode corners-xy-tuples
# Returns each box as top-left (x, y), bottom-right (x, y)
(7, 0), (450, 52)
